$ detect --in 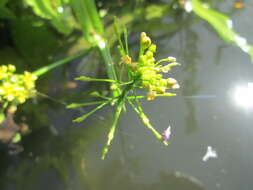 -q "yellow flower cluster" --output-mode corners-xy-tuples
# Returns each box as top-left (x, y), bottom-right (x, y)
(122, 32), (180, 100)
(0, 65), (37, 104)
